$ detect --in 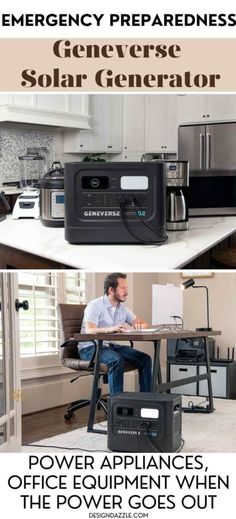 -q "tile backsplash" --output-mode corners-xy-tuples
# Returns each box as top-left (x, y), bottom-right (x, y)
(0, 126), (55, 184)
